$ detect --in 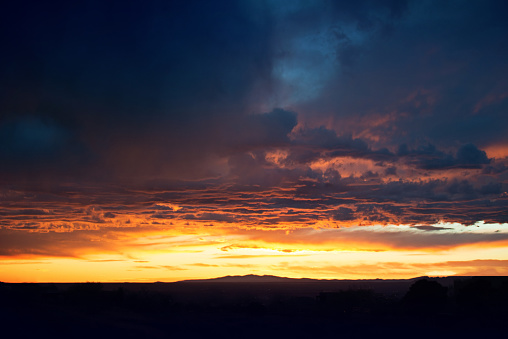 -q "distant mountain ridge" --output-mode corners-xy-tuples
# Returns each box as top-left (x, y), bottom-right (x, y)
(177, 274), (306, 283)
(174, 274), (442, 284)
